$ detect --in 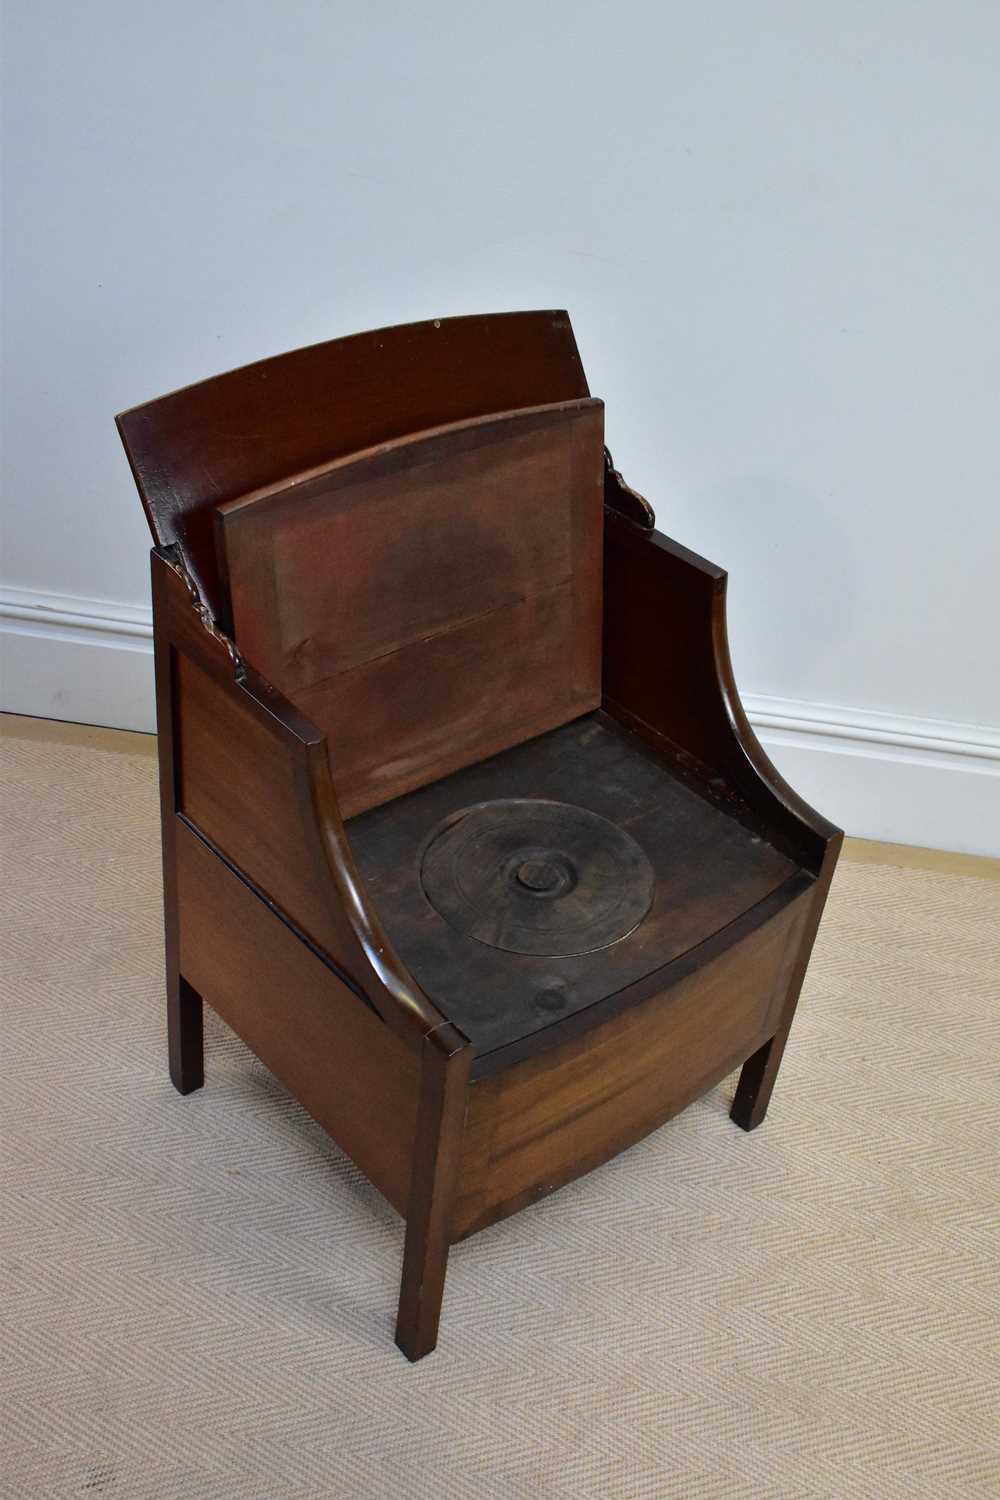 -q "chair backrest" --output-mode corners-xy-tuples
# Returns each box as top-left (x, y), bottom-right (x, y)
(214, 399), (605, 816)
(117, 310), (590, 622)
